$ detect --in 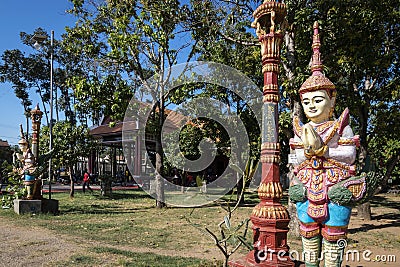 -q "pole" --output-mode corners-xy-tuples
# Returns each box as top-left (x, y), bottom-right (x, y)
(48, 30), (54, 200)
(229, 1), (294, 266)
